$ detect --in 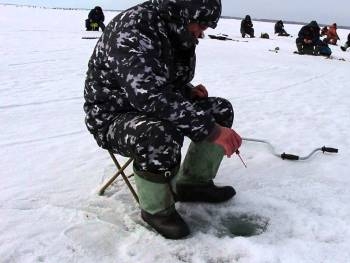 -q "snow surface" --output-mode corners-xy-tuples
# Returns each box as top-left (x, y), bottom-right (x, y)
(1, 5), (350, 263)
